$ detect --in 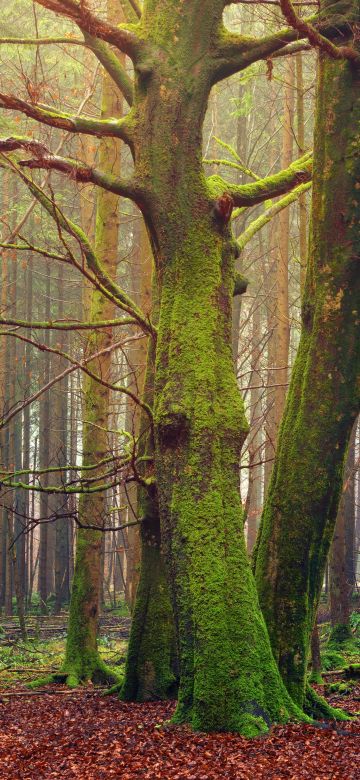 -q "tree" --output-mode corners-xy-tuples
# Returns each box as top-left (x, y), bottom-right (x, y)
(329, 419), (357, 645)
(0, 0), (355, 735)
(254, 0), (360, 712)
